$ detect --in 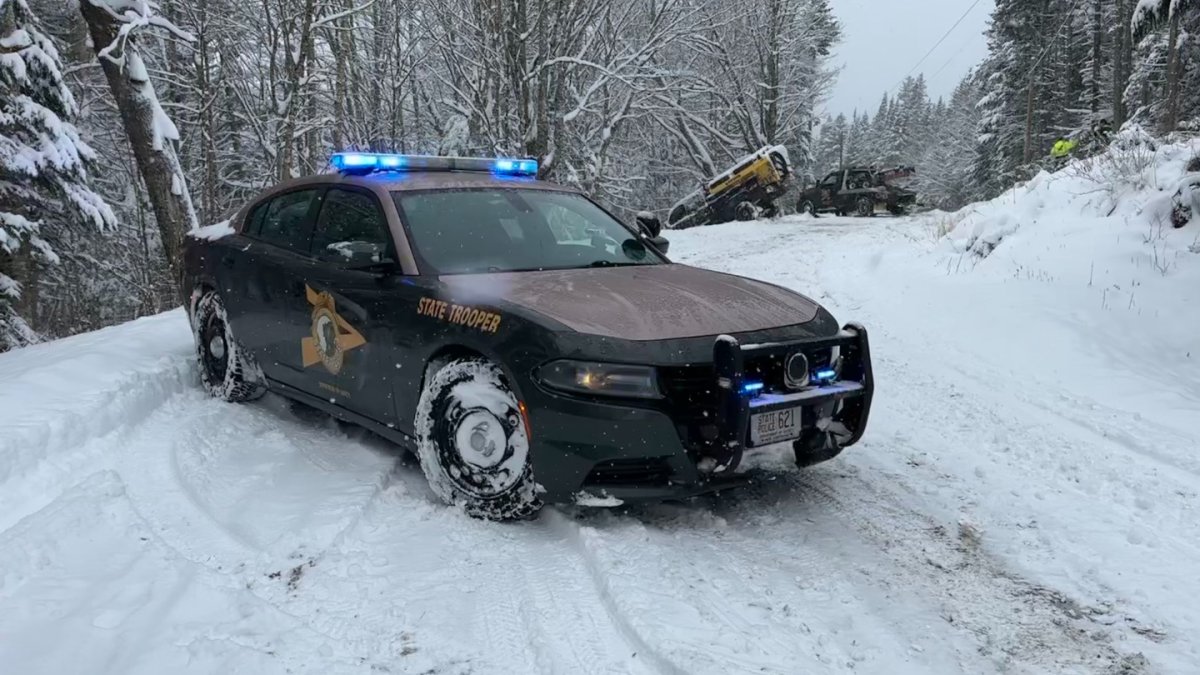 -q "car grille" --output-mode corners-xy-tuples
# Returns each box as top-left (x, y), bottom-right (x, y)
(660, 346), (836, 452)
(585, 458), (674, 487)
